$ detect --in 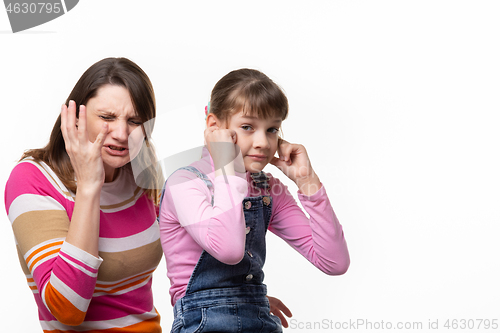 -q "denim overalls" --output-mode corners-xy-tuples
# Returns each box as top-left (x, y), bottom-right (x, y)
(162, 166), (282, 333)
